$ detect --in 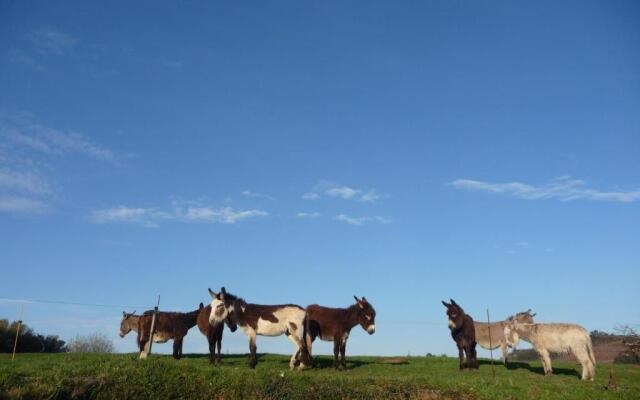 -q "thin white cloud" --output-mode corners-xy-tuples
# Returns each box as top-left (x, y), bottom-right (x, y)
(0, 113), (119, 215)
(0, 168), (51, 195)
(450, 177), (640, 203)
(302, 192), (320, 200)
(1, 113), (118, 163)
(326, 186), (360, 199)
(334, 214), (392, 226)
(89, 206), (165, 228)
(182, 206), (268, 224)
(241, 190), (275, 201)
(42, 129), (116, 161)
(360, 190), (383, 202)
(0, 196), (50, 214)
(90, 202), (268, 228)
(30, 29), (78, 56)
(303, 181), (386, 203)
(296, 212), (320, 218)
